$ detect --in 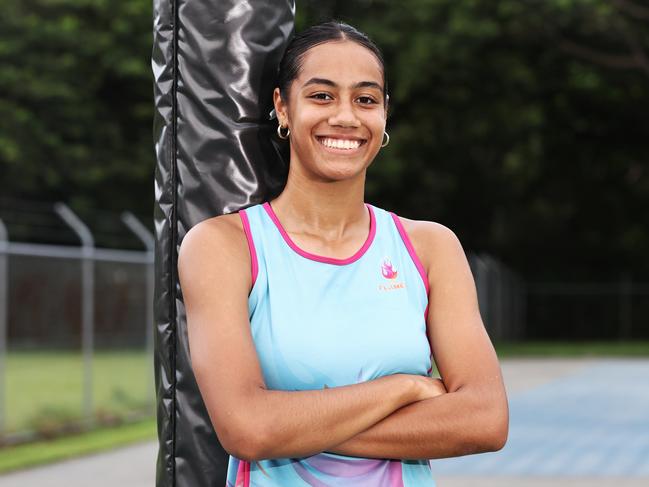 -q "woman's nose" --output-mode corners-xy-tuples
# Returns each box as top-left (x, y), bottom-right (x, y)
(328, 100), (360, 128)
